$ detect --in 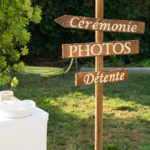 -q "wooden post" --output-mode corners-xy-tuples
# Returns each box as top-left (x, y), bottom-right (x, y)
(95, 0), (104, 150)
